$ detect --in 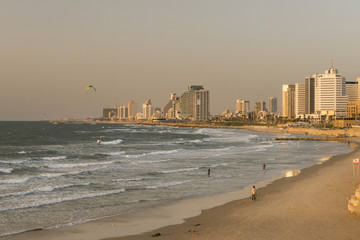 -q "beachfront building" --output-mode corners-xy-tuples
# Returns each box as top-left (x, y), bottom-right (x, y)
(346, 81), (358, 102)
(305, 76), (316, 114)
(254, 102), (266, 116)
(103, 105), (118, 120)
(268, 97), (277, 114)
(142, 99), (155, 120)
(179, 85), (210, 121)
(118, 105), (128, 120)
(128, 100), (138, 121)
(163, 93), (181, 119)
(282, 84), (295, 119)
(314, 66), (348, 118)
(295, 83), (306, 118)
(235, 99), (250, 117)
